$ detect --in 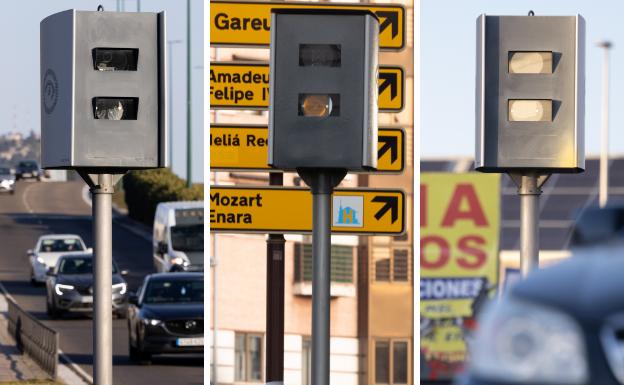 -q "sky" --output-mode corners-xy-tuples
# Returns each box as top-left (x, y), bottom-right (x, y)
(421, 0), (621, 159)
(0, 0), (204, 182)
